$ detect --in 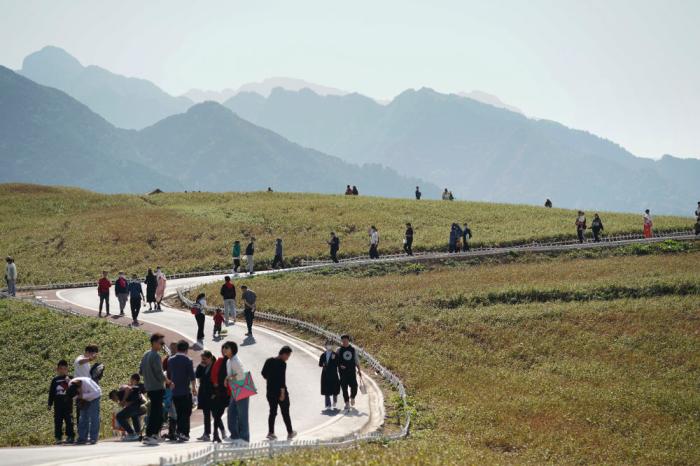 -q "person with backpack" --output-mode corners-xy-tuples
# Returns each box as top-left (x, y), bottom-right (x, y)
(166, 340), (197, 442)
(223, 341), (251, 443)
(262, 346), (296, 441)
(328, 232), (340, 263)
(415, 186), (422, 200)
(404, 223), (414, 256)
(5, 256), (17, 297)
(231, 240), (241, 274)
(97, 271), (111, 317)
(114, 272), (129, 316)
(271, 238), (285, 269)
(462, 223), (473, 252)
(241, 286), (256, 337)
(128, 274), (145, 325)
(48, 360), (74, 444)
(245, 238), (255, 275)
(109, 384), (143, 442)
(591, 213), (604, 242)
(369, 226), (380, 259)
(337, 335), (362, 412)
(155, 267), (167, 311)
(192, 293), (207, 343)
(643, 209), (653, 238)
(575, 211), (587, 243)
(319, 341), (340, 410)
(145, 268), (157, 311)
(210, 346), (230, 442)
(140, 333), (167, 446)
(220, 276), (236, 326)
(68, 377), (102, 444)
